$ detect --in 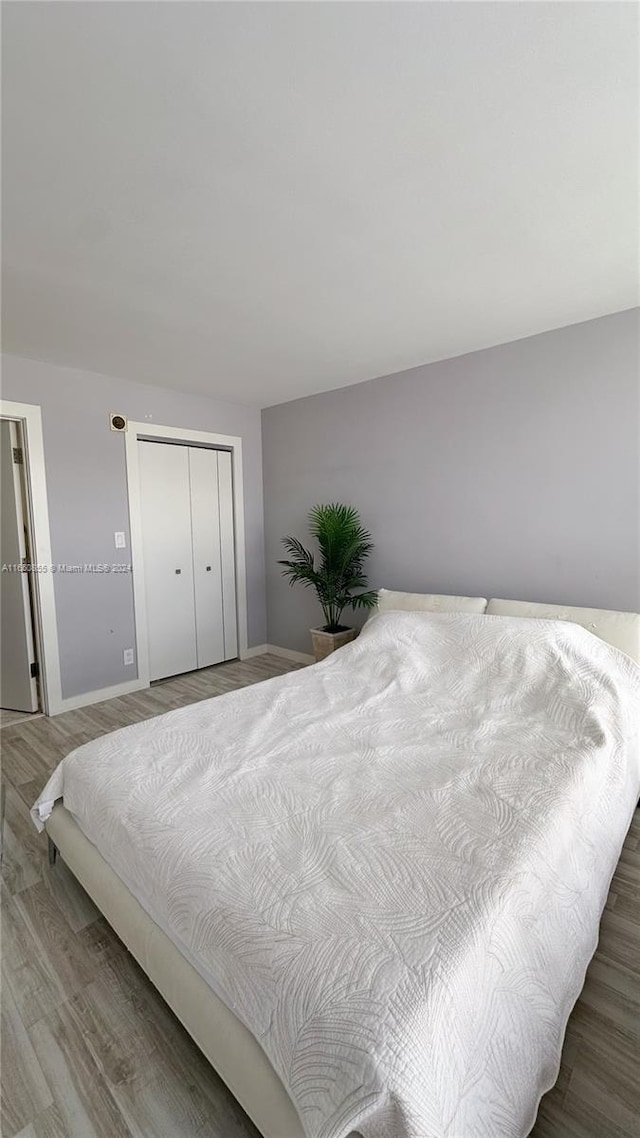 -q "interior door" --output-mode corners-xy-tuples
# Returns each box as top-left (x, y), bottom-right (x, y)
(217, 450), (238, 659)
(0, 420), (39, 711)
(139, 441), (197, 681)
(189, 446), (225, 668)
